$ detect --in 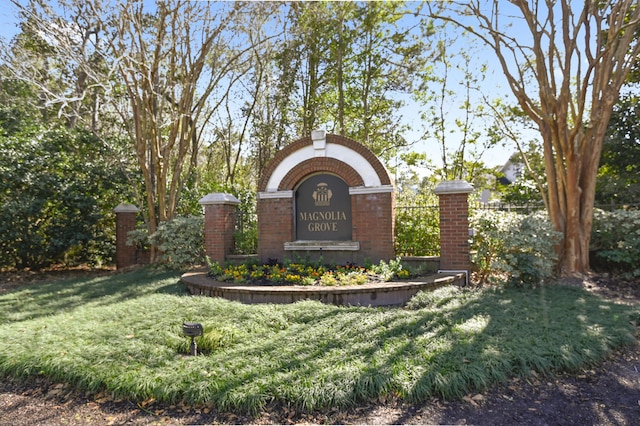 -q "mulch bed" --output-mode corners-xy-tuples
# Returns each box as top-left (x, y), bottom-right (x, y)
(1, 269), (638, 425)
